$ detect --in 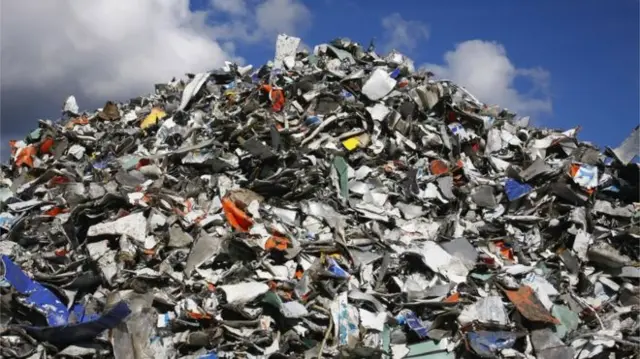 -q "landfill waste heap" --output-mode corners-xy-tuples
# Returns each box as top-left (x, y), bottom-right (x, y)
(0, 34), (639, 359)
